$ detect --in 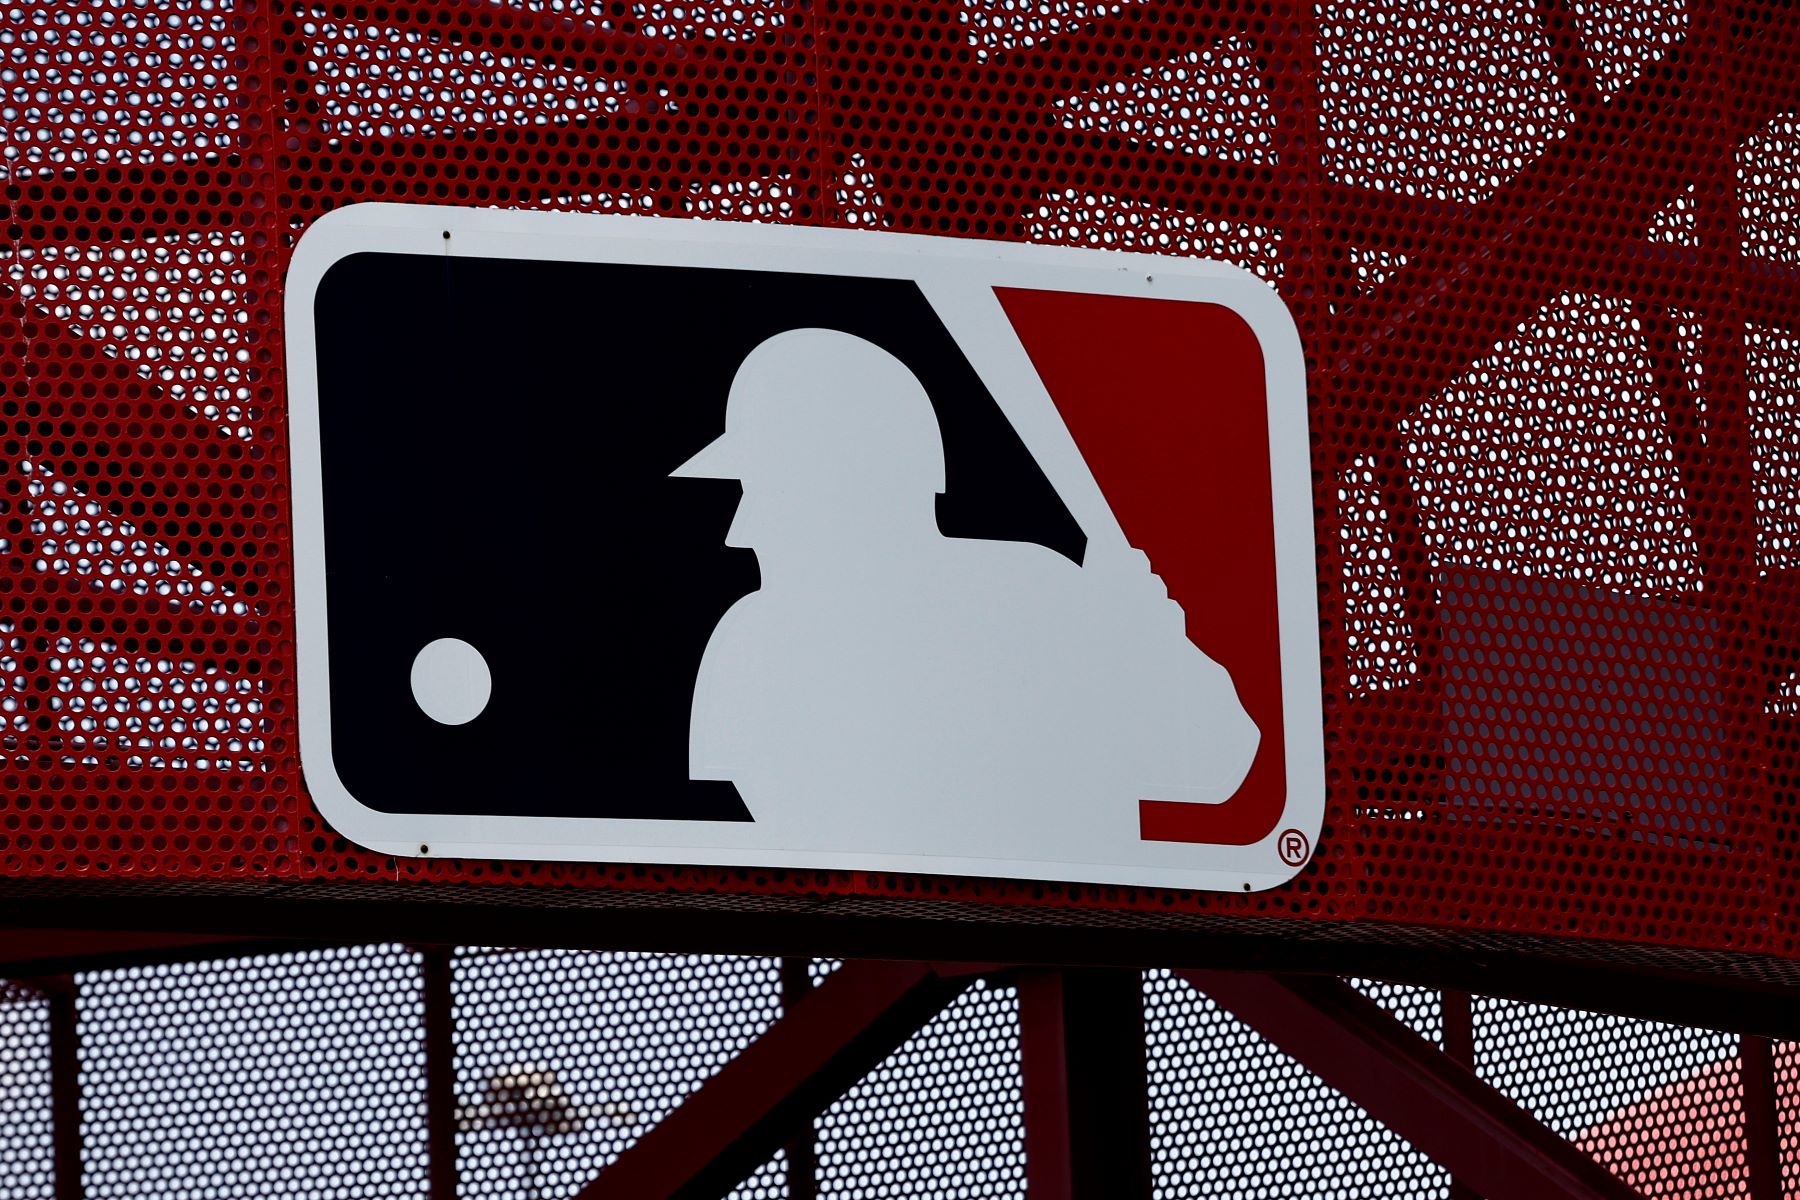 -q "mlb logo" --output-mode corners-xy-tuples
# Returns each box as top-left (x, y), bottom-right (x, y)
(285, 205), (1322, 891)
